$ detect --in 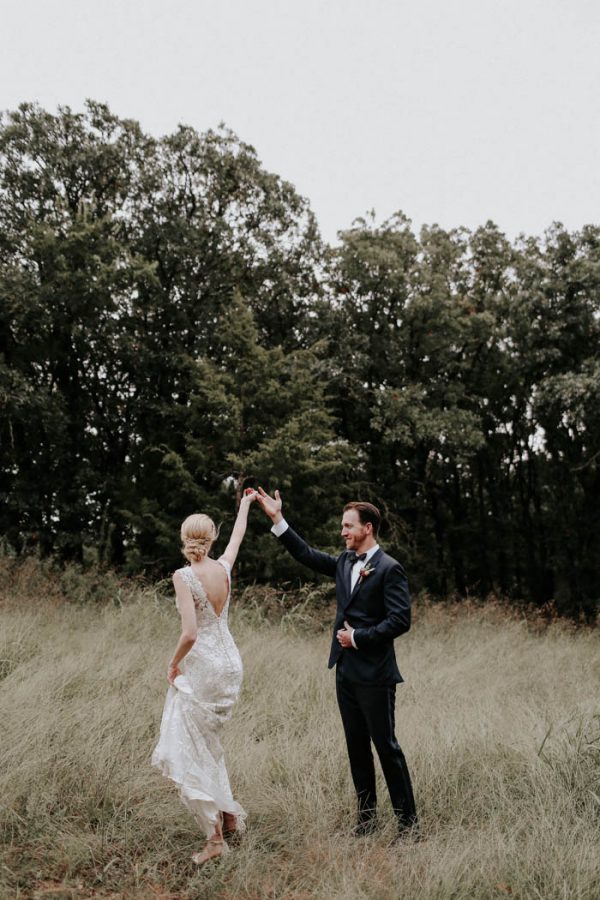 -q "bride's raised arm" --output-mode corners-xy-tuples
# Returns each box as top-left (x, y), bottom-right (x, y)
(219, 490), (257, 569)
